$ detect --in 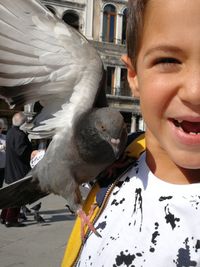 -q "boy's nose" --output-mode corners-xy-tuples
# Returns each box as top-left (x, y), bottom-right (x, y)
(178, 69), (200, 106)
